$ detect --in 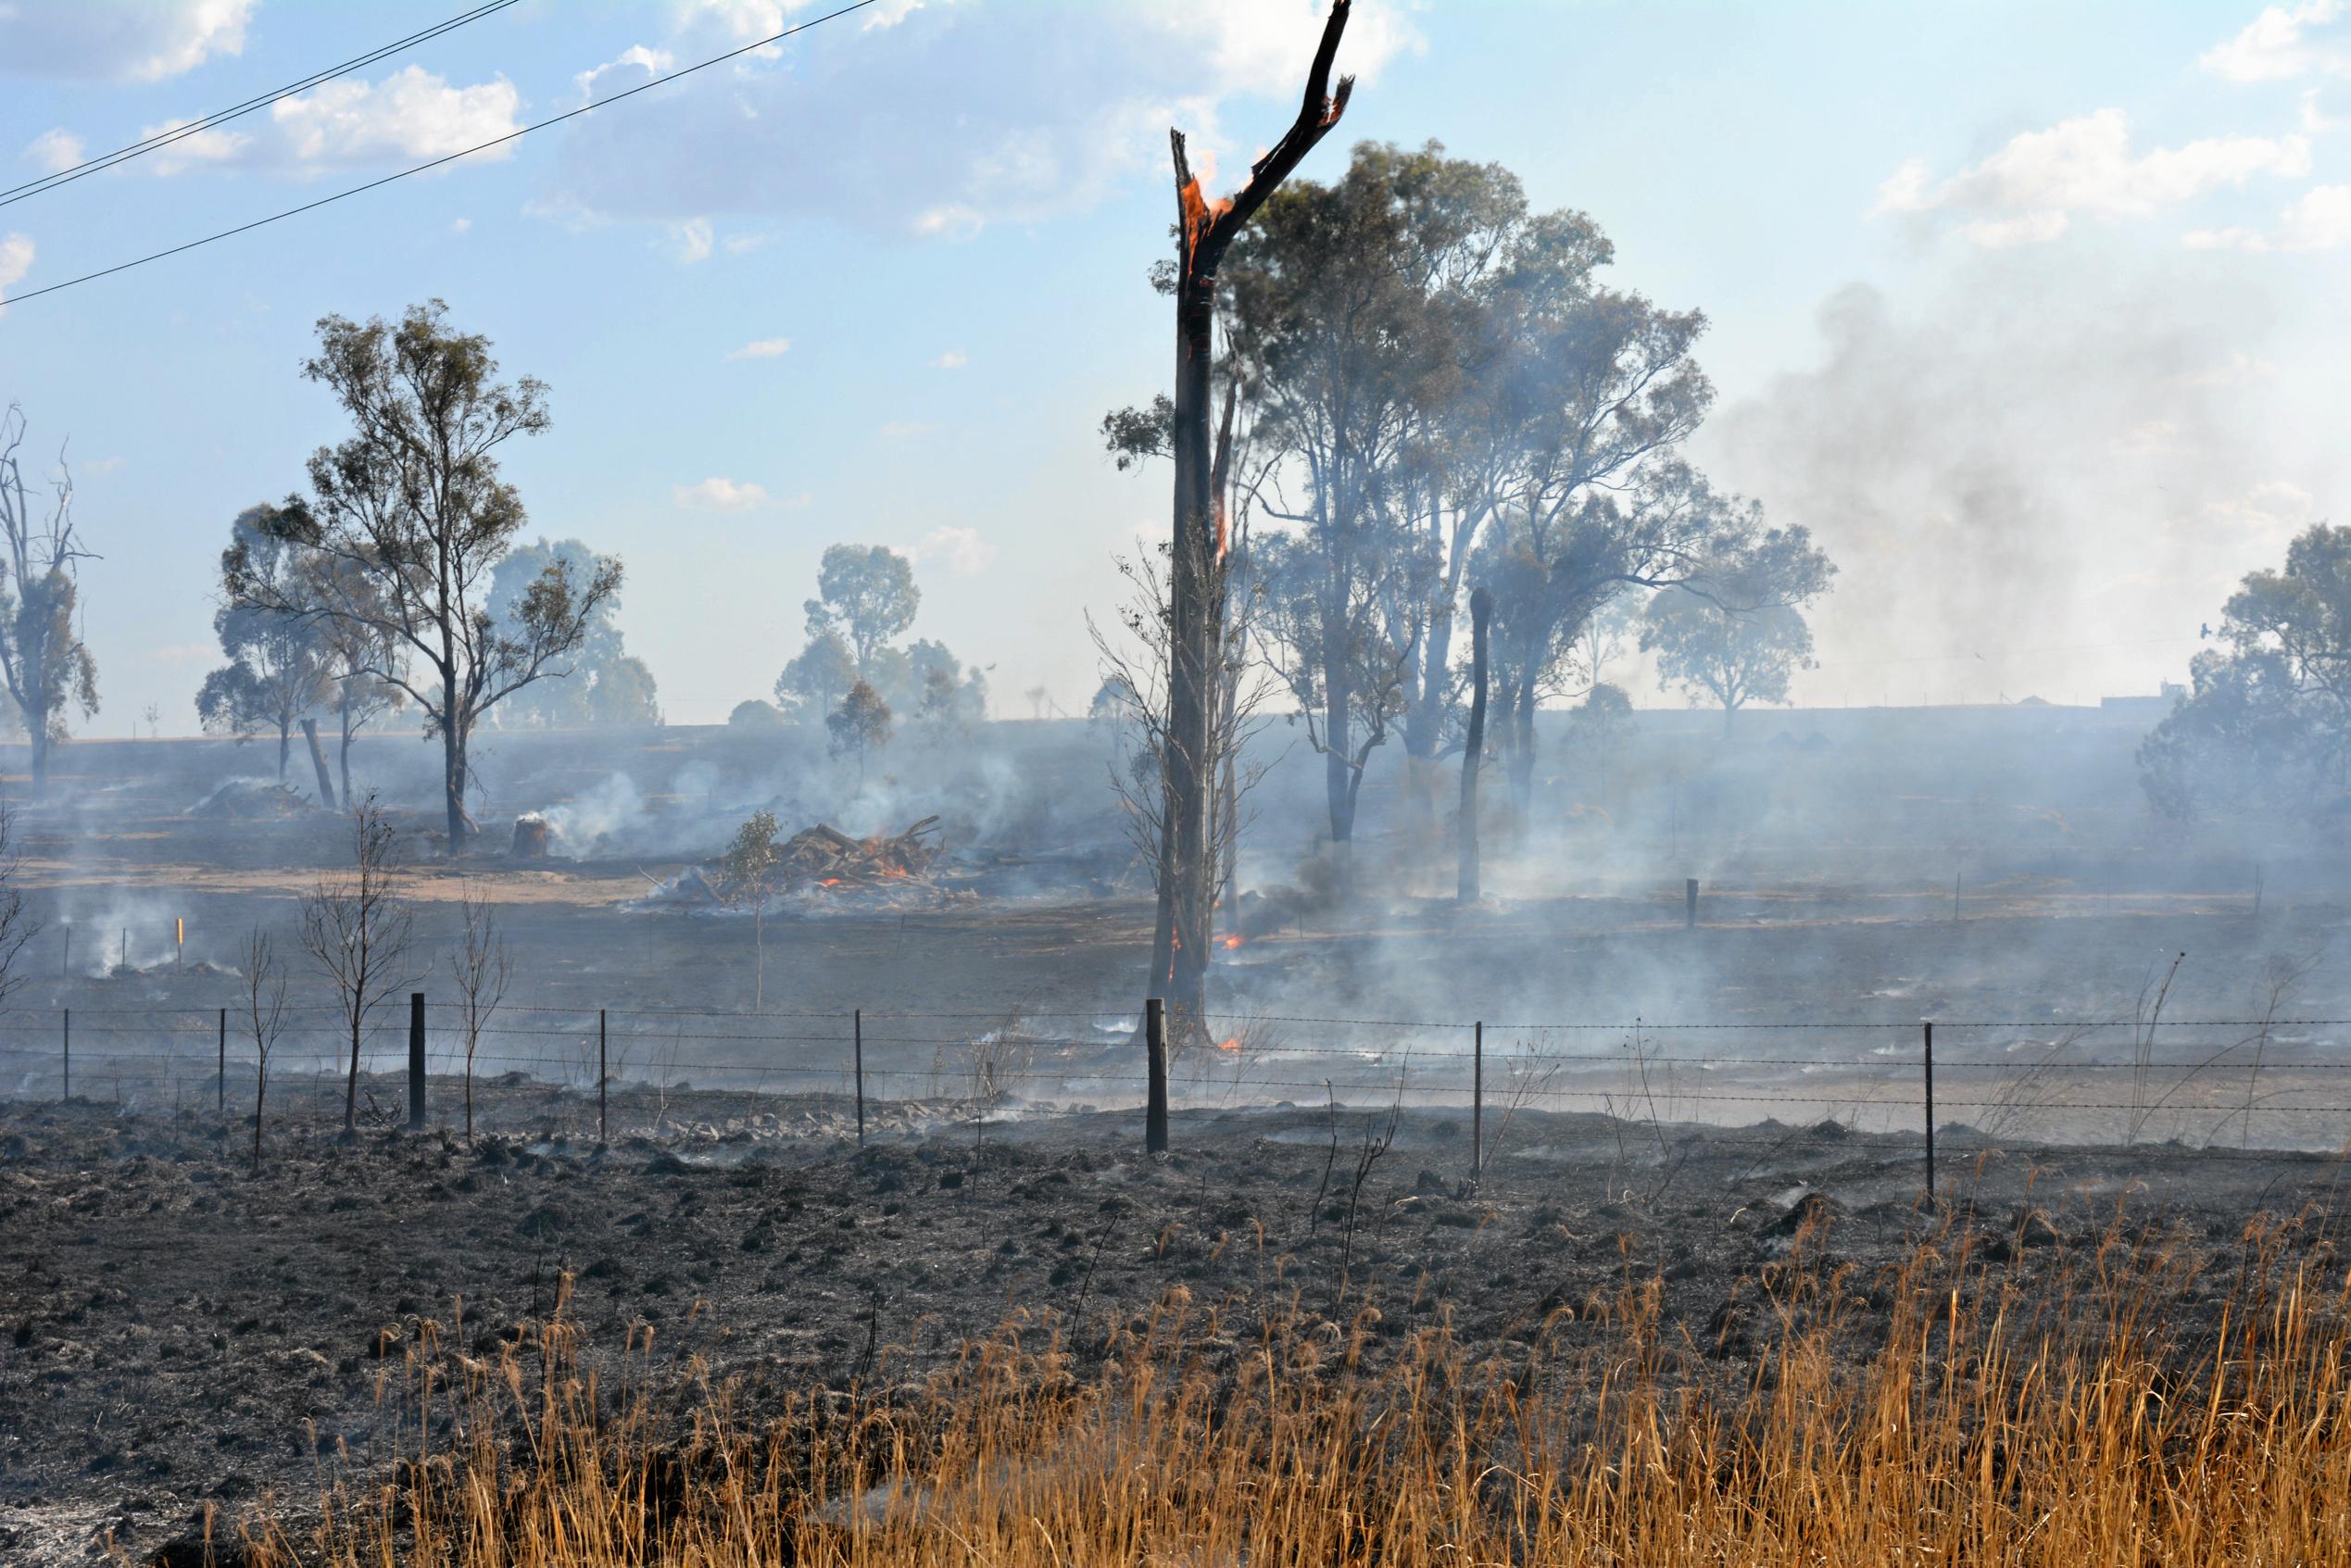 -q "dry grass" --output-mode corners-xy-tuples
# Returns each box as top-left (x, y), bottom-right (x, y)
(217, 1210), (2351, 1566)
